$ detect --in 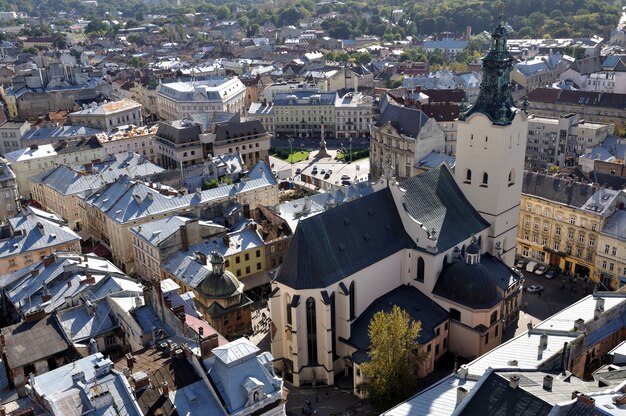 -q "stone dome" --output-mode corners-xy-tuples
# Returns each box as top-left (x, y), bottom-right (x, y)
(435, 260), (498, 307)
